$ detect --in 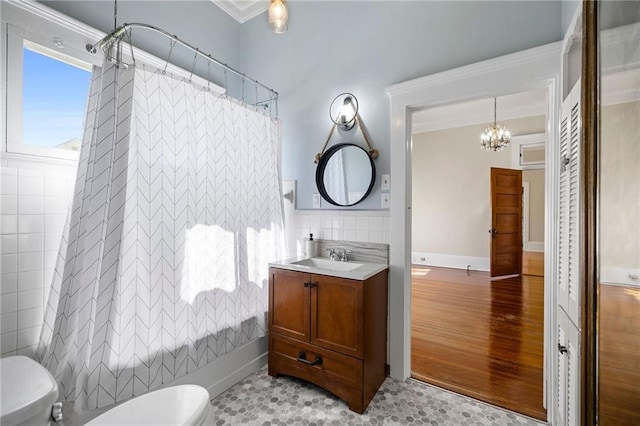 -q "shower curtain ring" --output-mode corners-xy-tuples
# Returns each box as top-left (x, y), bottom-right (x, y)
(242, 74), (246, 103)
(163, 38), (177, 75)
(255, 82), (259, 109)
(224, 67), (228, 97)
(188, 50), (198, 83)
(206, 56), (212, 91)
(126, 28), (136, 66)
